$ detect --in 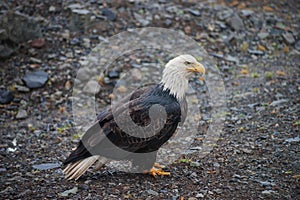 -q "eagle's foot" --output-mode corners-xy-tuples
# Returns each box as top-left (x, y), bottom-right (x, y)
(144, 163), (170, 177)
